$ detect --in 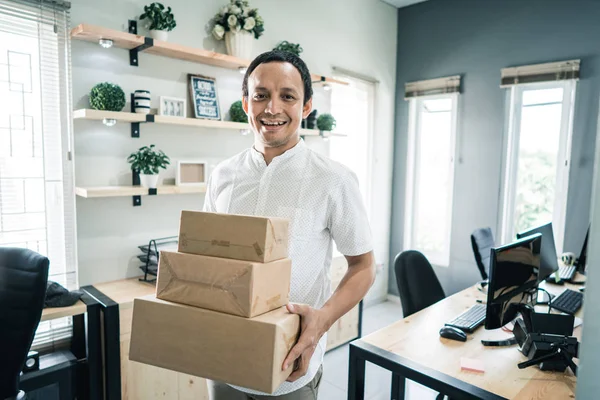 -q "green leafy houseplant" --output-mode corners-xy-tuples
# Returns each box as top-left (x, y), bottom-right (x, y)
(229, 100), (247, 123)
(317, 113), (336, 132)
(127, 145), (170, 175)
(211, 0), (264, 40)
(140, 2), (176, 31)
(273, 41), (303, 56)
(89, 82), (126, 112)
